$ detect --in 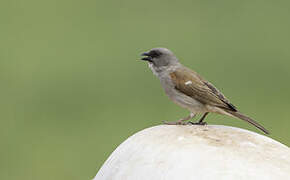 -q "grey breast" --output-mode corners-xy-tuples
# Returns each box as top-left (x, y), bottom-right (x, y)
(158, 71), (206, 113)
